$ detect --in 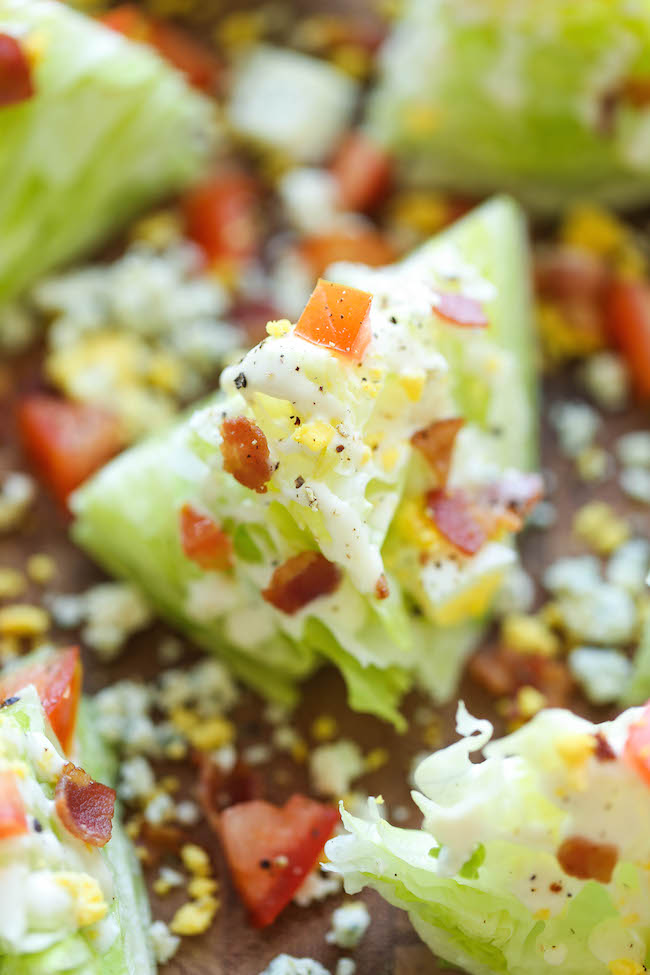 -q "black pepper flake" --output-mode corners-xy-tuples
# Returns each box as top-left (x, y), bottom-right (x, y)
(389, 316), (398, 324)
(295, 366), (300, 372)
(33, 819), (43, 833)
(294, 417), (301, 426)
(234, 372), (247, 389)
(0, 696), (19, 709)
(295, 476), (305, 488)
(335, 444), (344, 453)
(259, 859), (271, 870)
